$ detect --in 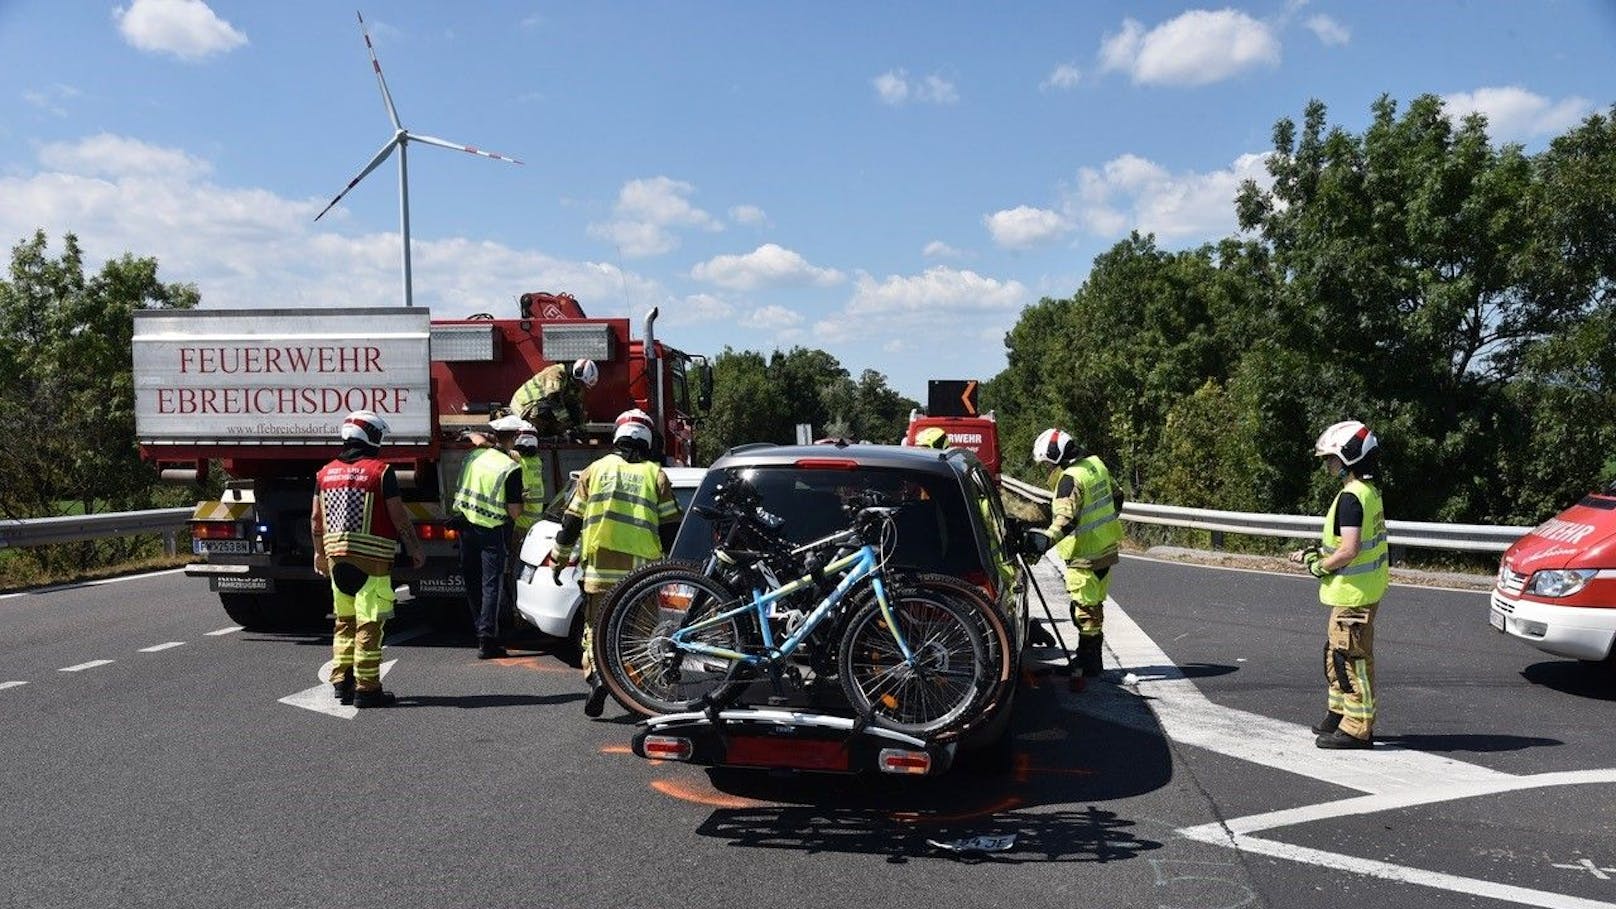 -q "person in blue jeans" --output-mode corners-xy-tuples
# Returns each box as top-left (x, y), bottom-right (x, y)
(451, 417), (525, 659)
